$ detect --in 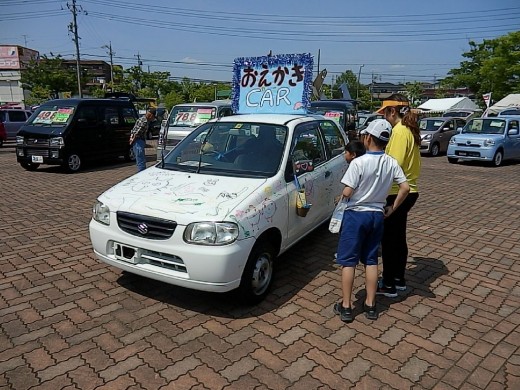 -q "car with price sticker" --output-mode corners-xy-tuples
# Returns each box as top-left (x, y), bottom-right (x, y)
(156, 101), (233, 161)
